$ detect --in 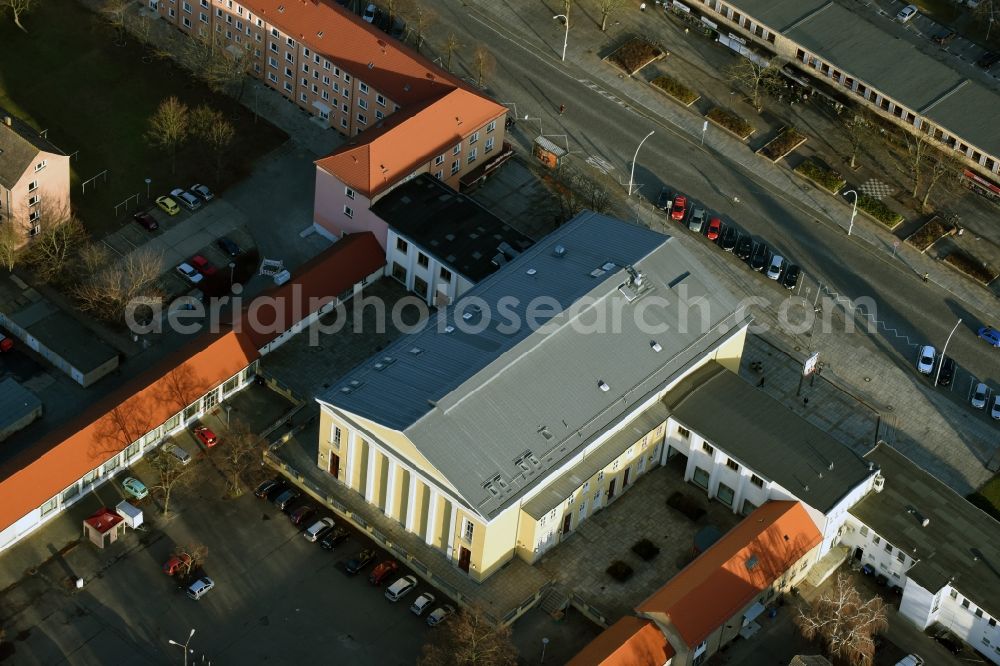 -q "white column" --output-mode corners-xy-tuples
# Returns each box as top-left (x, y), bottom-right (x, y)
(446, 502), (458, 559)
(345, 431), (357, 487)
(425, 489), (439, 546)
(384, 459), (398, 518)
(405, 476), (419, 532)
(365, 446), (377, 503)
